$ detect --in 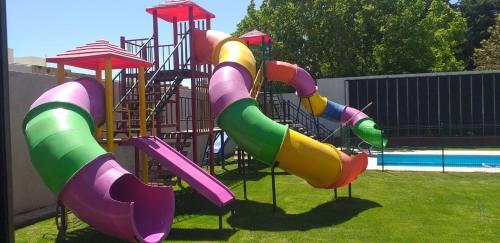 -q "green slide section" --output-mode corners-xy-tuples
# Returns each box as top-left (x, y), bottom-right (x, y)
(353, 118), (388, 148)
(23, 103), (106, 195)
(217, 98), (288, 165)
